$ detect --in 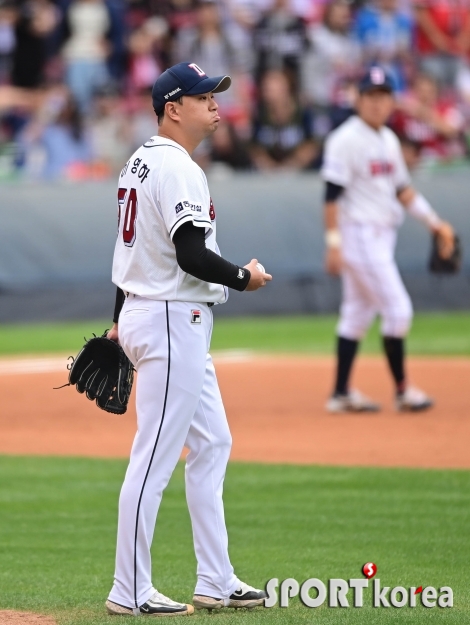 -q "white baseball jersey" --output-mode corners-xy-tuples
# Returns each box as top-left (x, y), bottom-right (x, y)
(112, 135), (227, 304)
(321, 115), (411, 228)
